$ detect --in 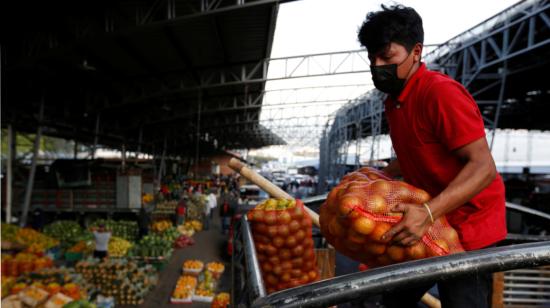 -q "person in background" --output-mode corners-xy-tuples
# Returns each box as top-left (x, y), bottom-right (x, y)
(207, 188), (218, 229)
(138, 203), (151, 238)
(92, 224), (111, 259)
(176, 197), (187, 226)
